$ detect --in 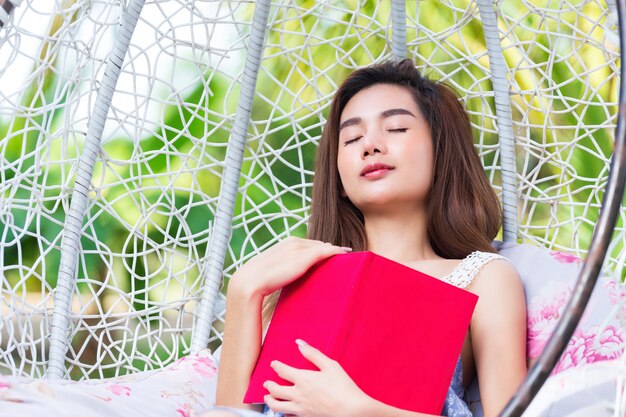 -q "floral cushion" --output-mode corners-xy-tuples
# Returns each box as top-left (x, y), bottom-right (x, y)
(469, 242), (625, 416)
(0, 349), (219, 417)
(497, 242), (625, 372)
